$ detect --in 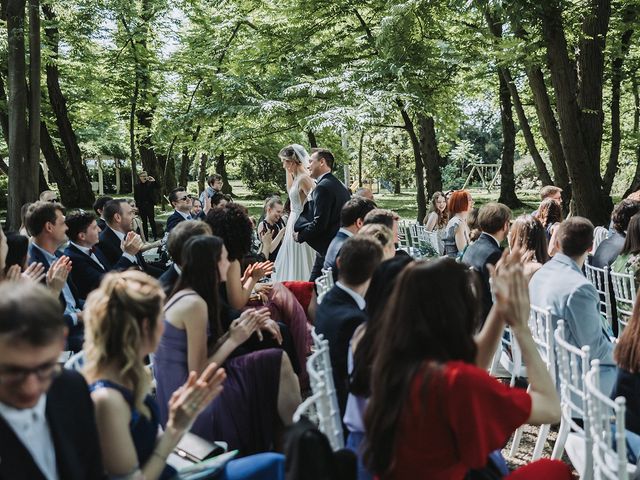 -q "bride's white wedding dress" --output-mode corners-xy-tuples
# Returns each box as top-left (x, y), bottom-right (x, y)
(273, 175), (317, 282)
